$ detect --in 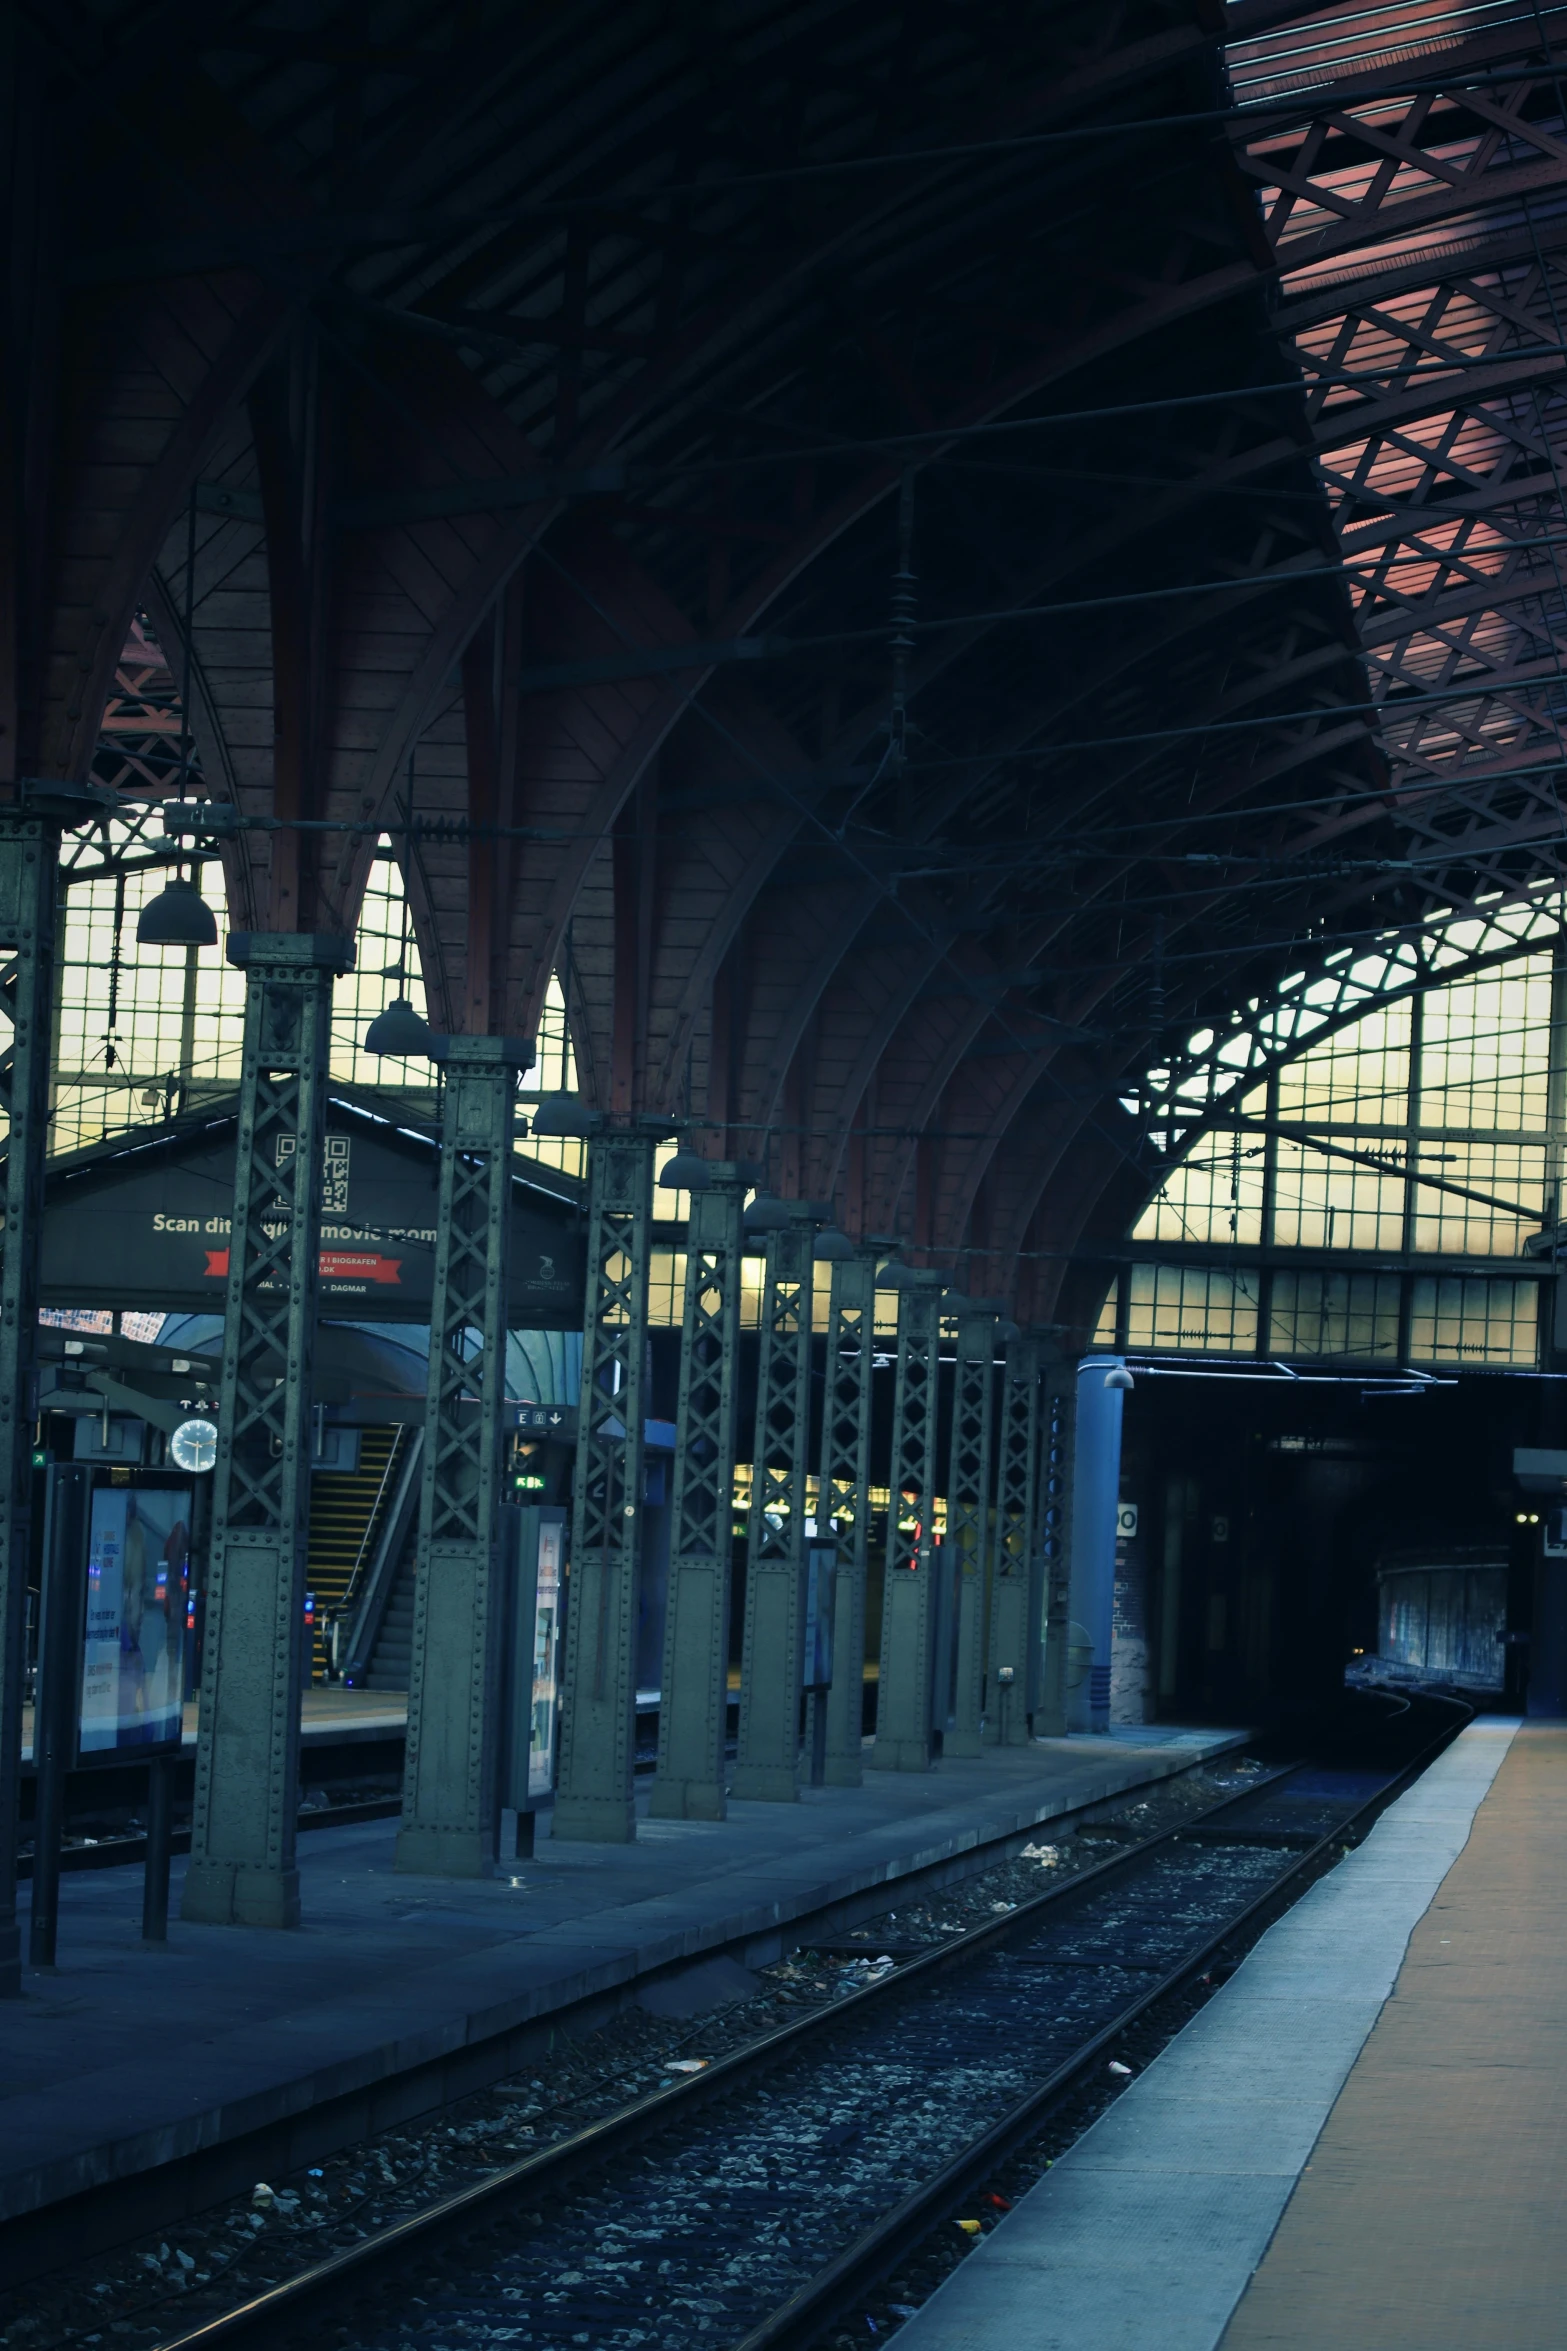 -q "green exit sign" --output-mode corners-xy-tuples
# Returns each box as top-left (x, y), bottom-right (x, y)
(514, 1473), (546, 1492)
(30, 1449), (47, 1469)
